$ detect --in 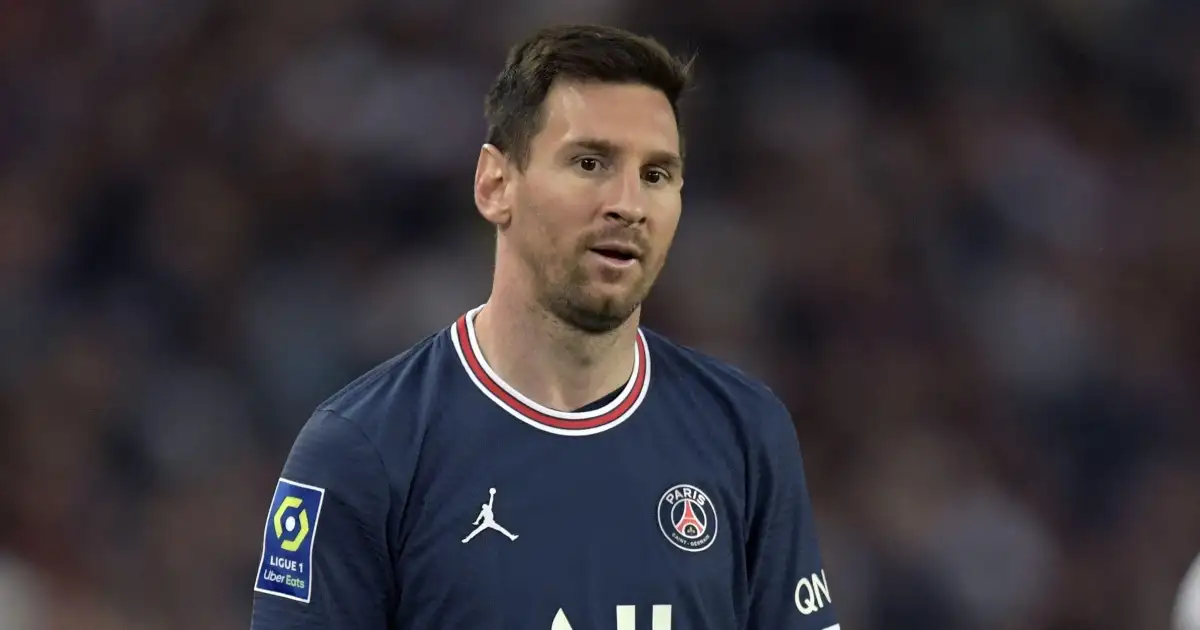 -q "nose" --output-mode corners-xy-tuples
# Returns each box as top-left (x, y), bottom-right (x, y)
(603, 167), (647, 225)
